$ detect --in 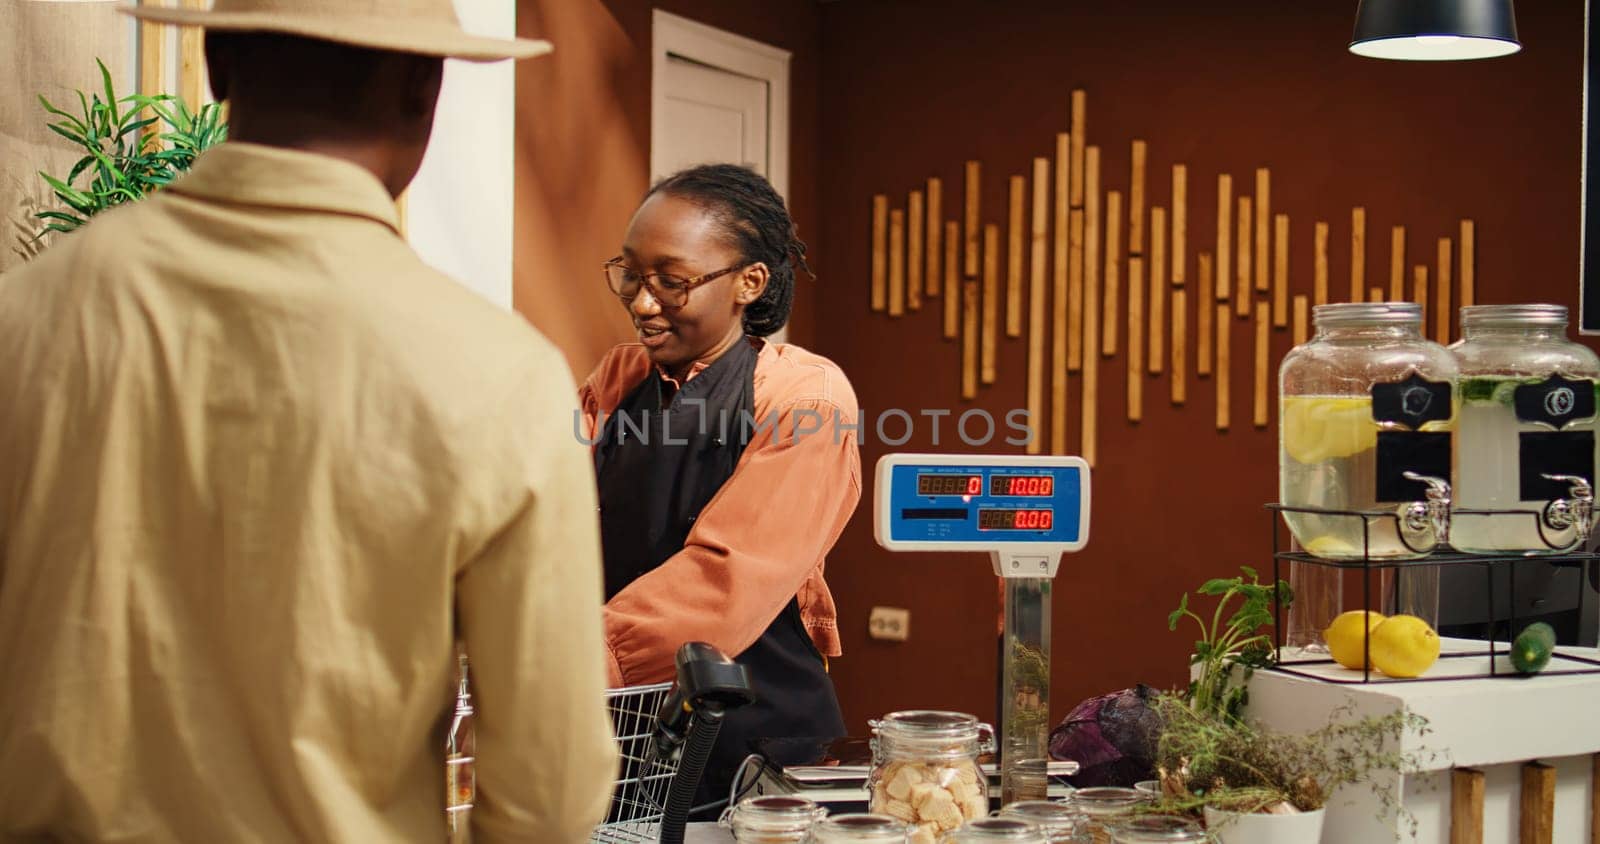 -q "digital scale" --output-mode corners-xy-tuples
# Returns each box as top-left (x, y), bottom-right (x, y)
(874, 453), (1091, 805)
